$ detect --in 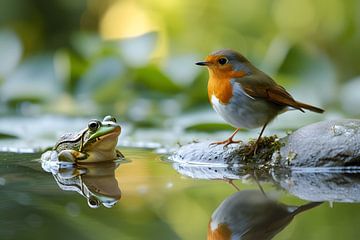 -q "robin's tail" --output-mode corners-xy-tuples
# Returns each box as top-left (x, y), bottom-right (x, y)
(296, 101), (324, 113)
(291, 202), (323, 216)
